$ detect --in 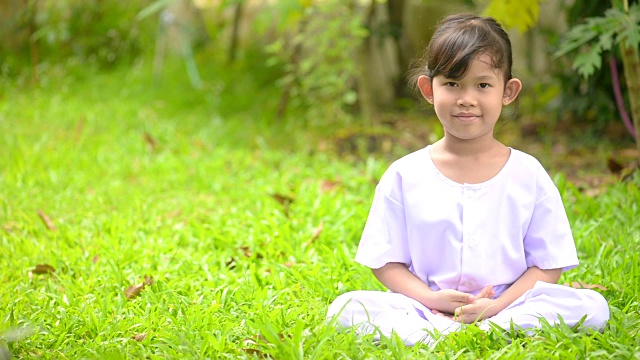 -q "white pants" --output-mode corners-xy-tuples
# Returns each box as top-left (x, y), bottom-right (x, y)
(326, 282), (609, 346)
